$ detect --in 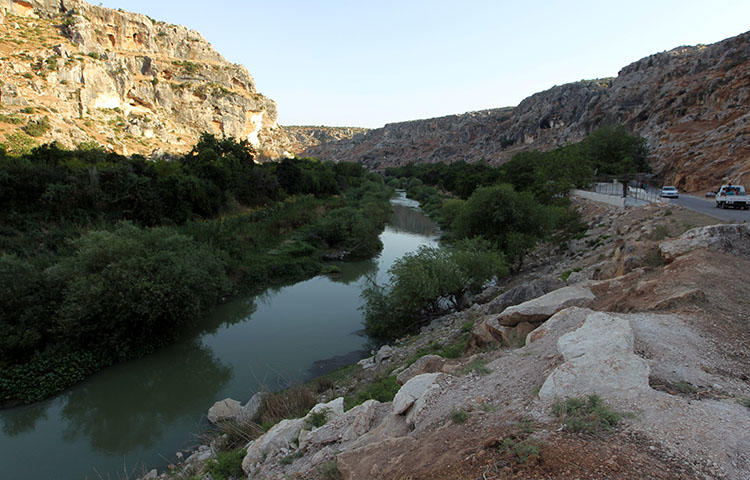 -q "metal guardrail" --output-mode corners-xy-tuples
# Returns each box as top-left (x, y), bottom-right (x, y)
(589, 181), (663, 204)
